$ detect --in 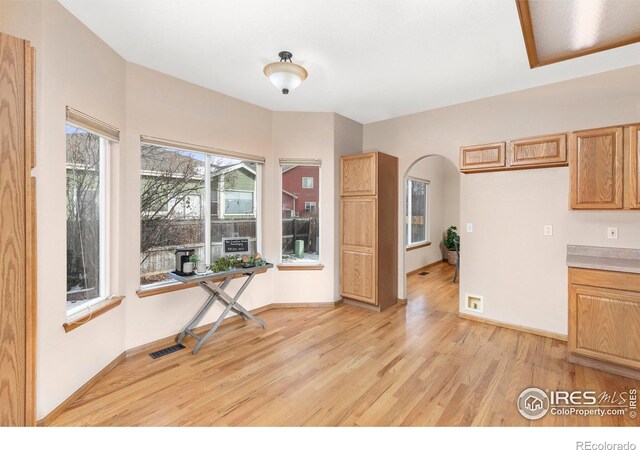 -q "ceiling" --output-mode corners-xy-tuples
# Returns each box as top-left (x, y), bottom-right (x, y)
(59, 0), (640, 124)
